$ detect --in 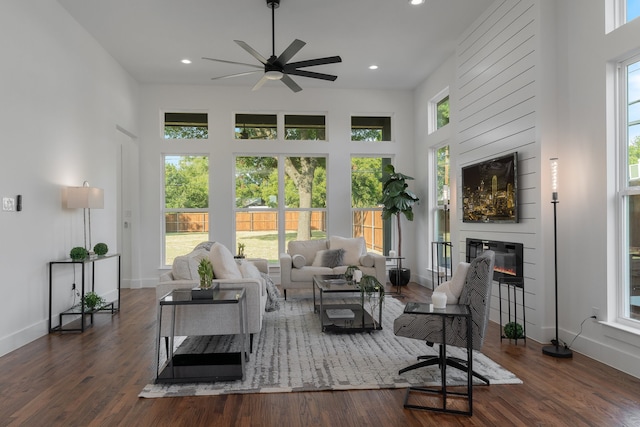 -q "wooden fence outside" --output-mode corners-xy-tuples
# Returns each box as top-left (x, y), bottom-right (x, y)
(165, 210), (384, 252)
